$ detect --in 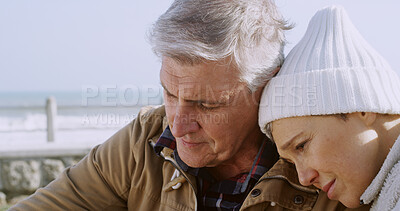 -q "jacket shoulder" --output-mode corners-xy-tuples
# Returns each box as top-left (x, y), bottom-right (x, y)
(137, 105), (166, 121)
(129, 105), (167, 145)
